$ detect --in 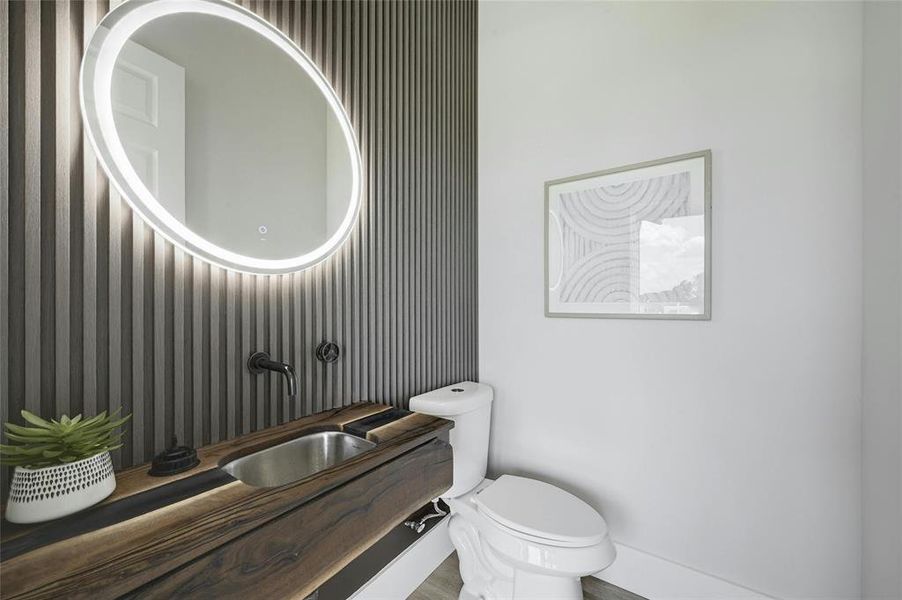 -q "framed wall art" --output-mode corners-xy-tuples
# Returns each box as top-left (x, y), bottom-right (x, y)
(545, 150), (711, 320)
